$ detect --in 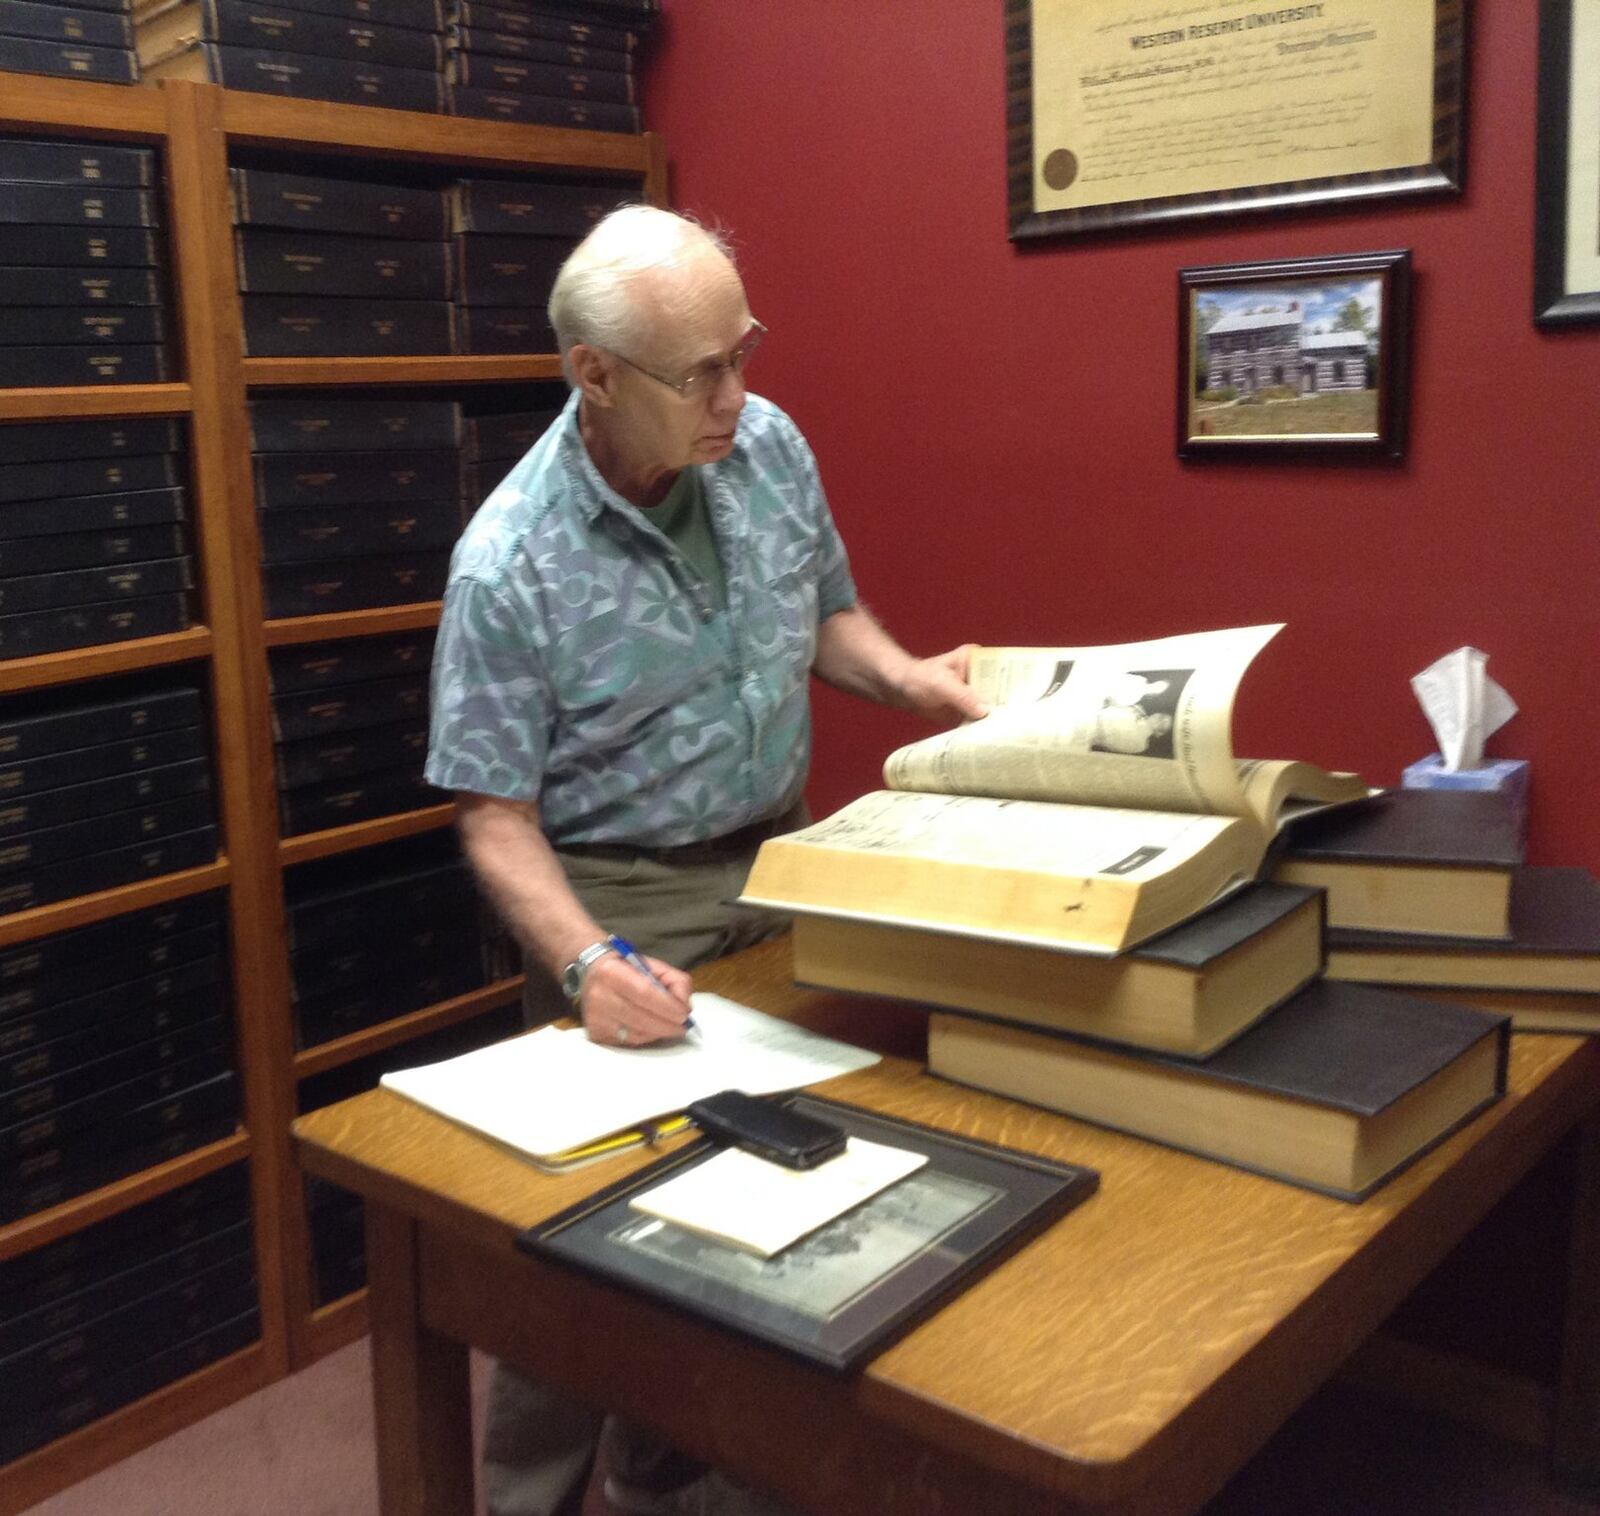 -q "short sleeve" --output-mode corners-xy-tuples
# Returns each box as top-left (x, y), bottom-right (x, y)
(425, 575), (553, 801)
